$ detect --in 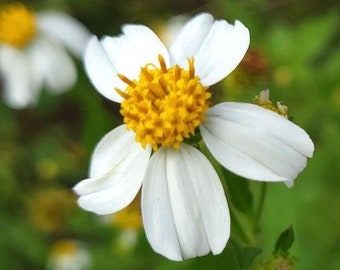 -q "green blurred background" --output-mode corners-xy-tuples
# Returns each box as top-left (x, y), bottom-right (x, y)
(1, 0), (340, 269)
